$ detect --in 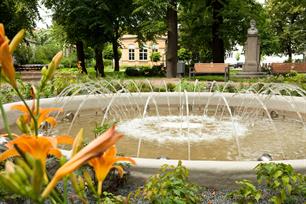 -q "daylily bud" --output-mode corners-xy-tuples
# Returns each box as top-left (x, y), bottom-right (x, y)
(53, 51), (63, 70)
(71, 128), (84, 157)
(45, 51), (63, 81)
(9, 29), (25, 53)
(83, 171), (96, 194)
